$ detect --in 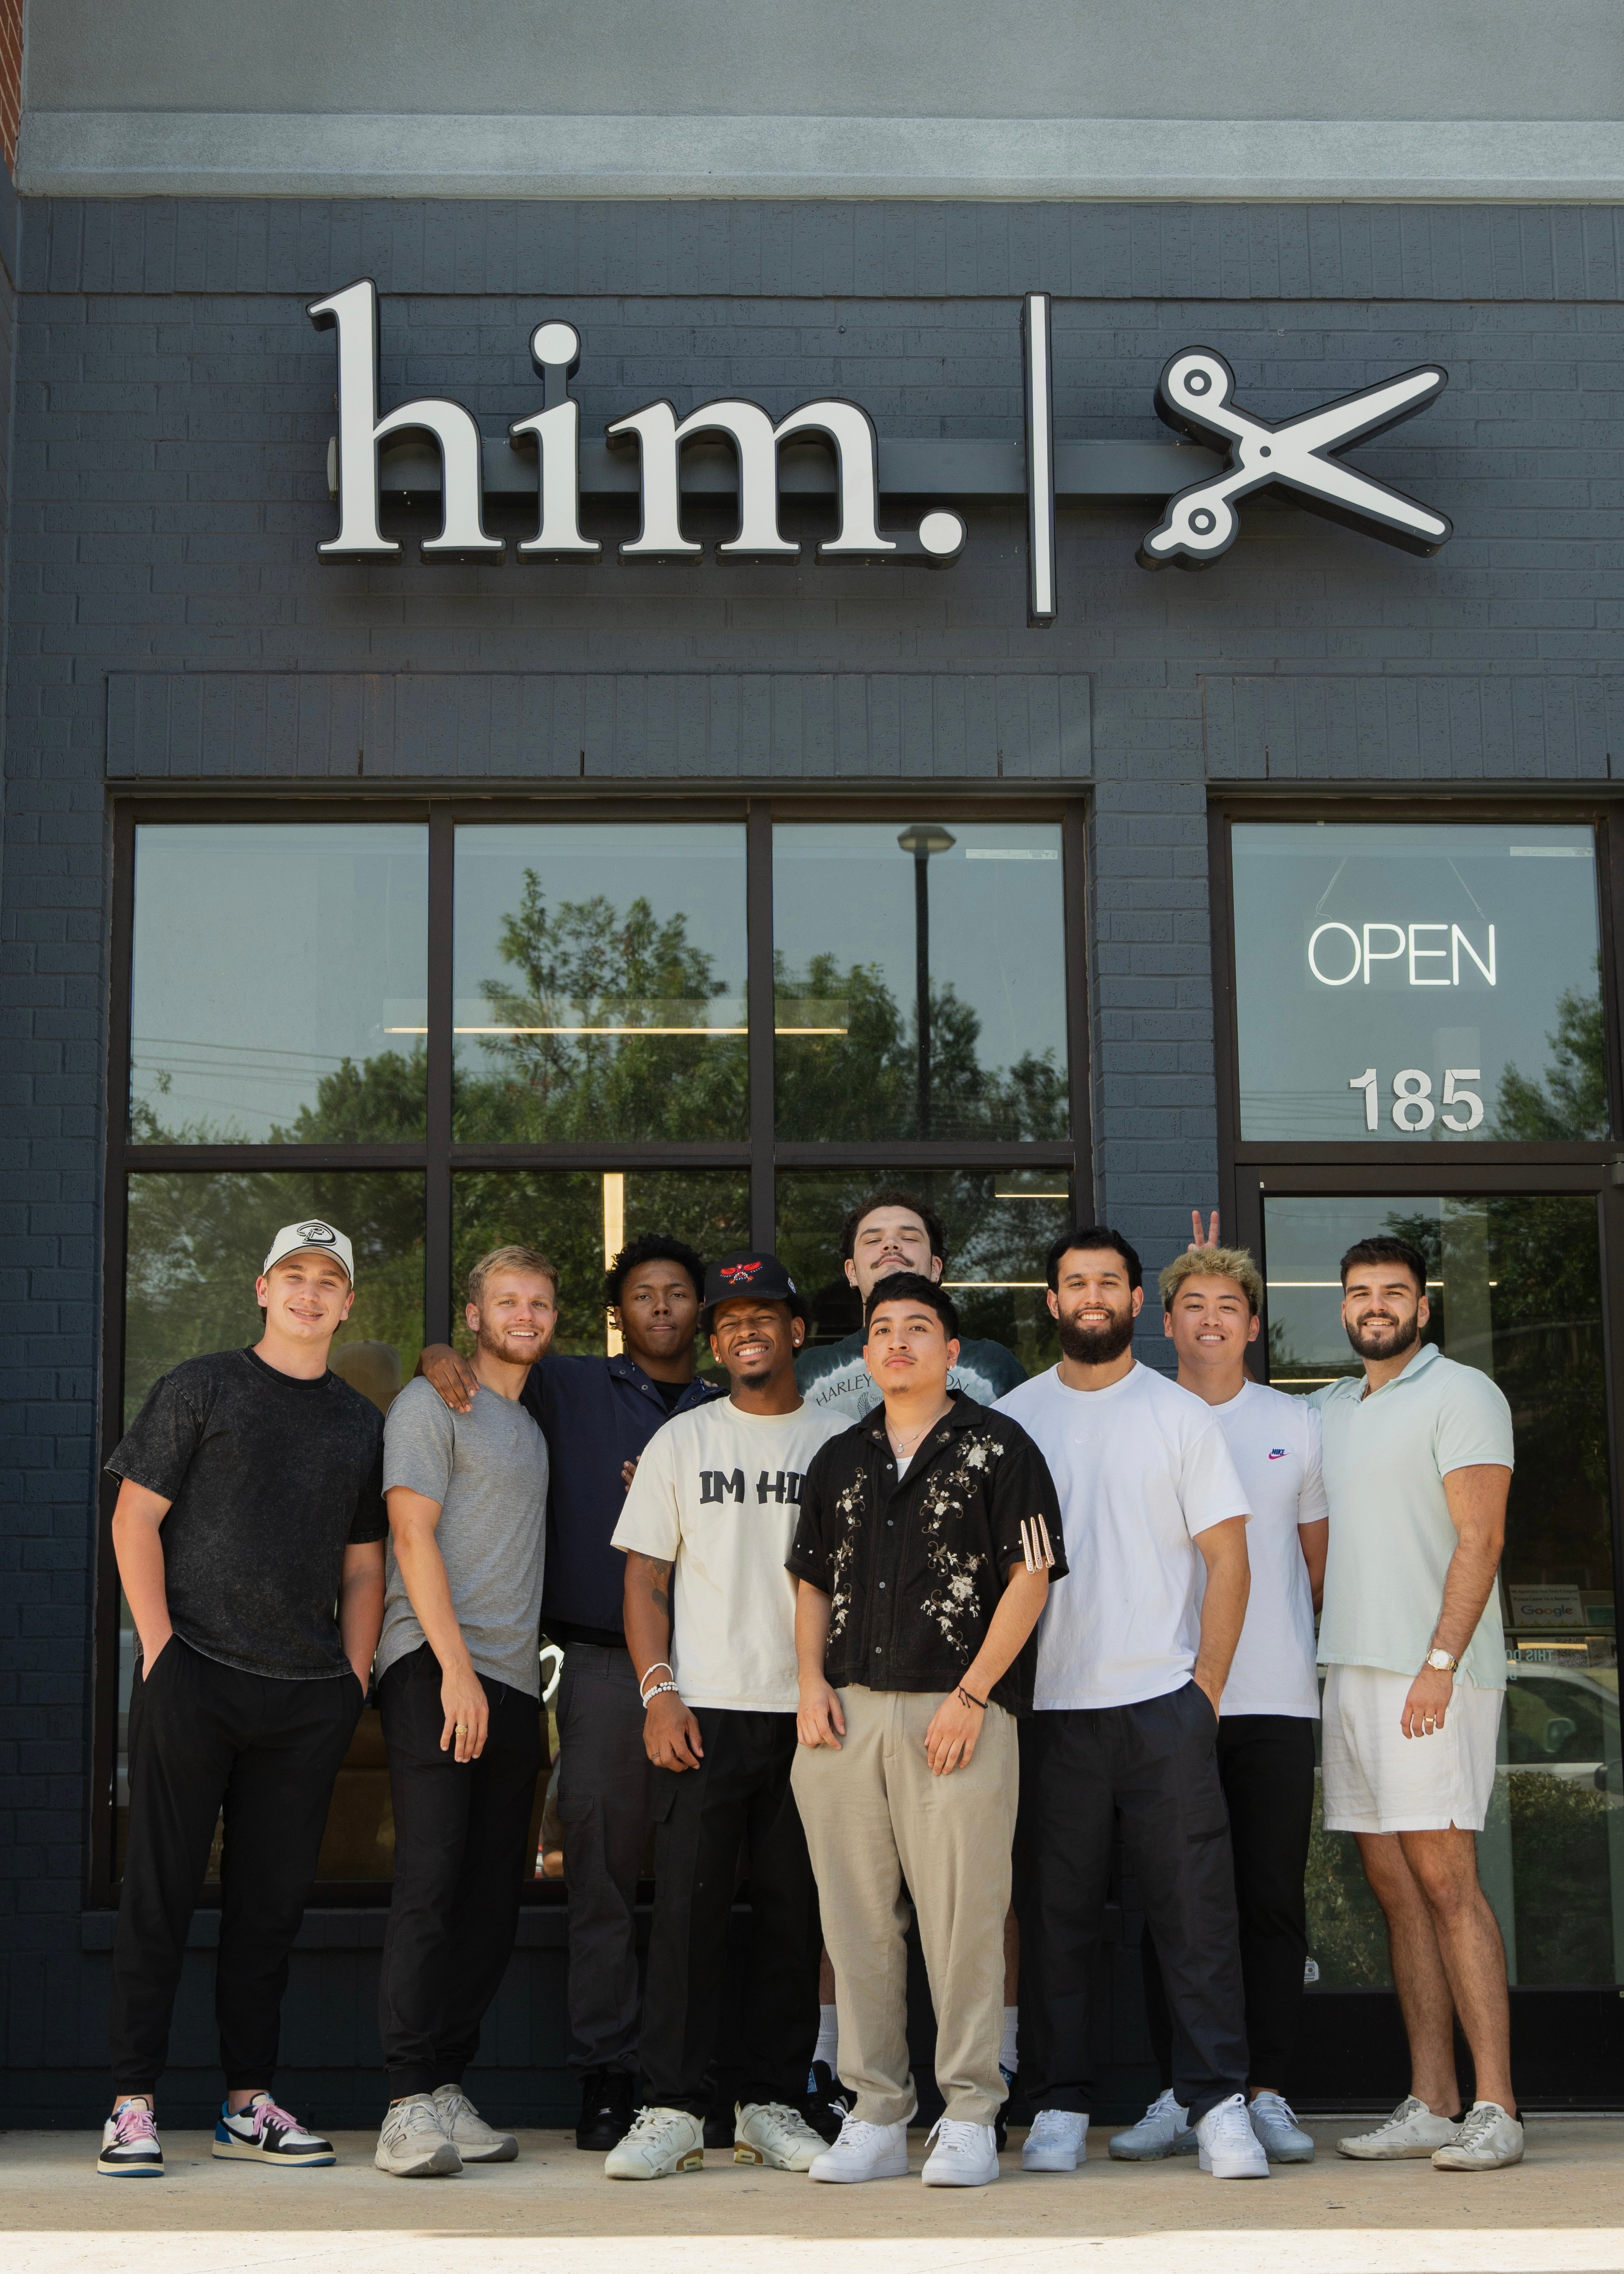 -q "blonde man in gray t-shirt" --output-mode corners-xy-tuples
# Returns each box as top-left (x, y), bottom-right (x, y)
(373, 1247), (556, 2180)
